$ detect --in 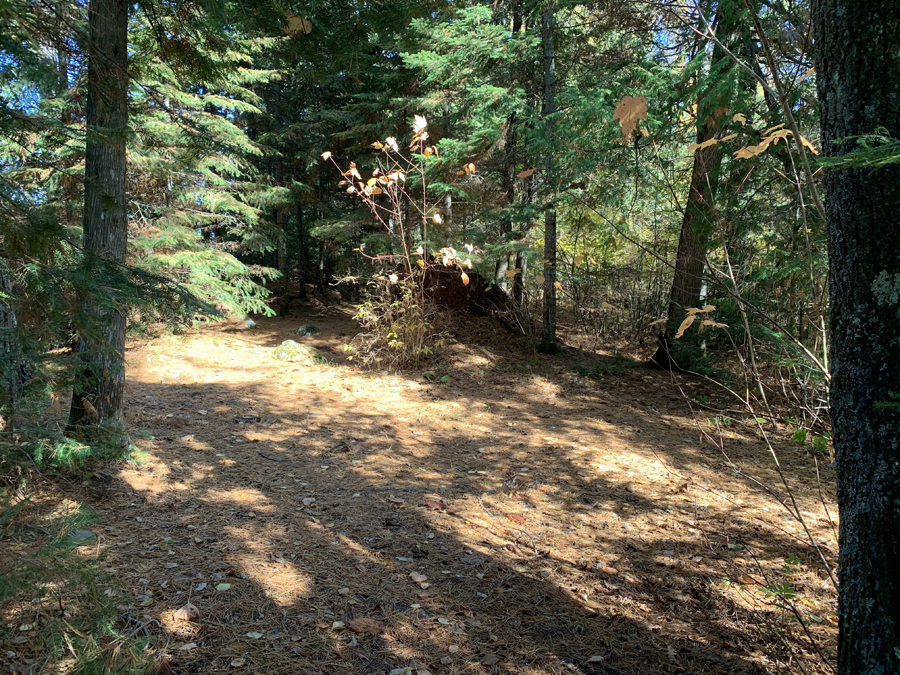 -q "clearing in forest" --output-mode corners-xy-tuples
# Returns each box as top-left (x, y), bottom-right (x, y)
(8, 308), (838, 674)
